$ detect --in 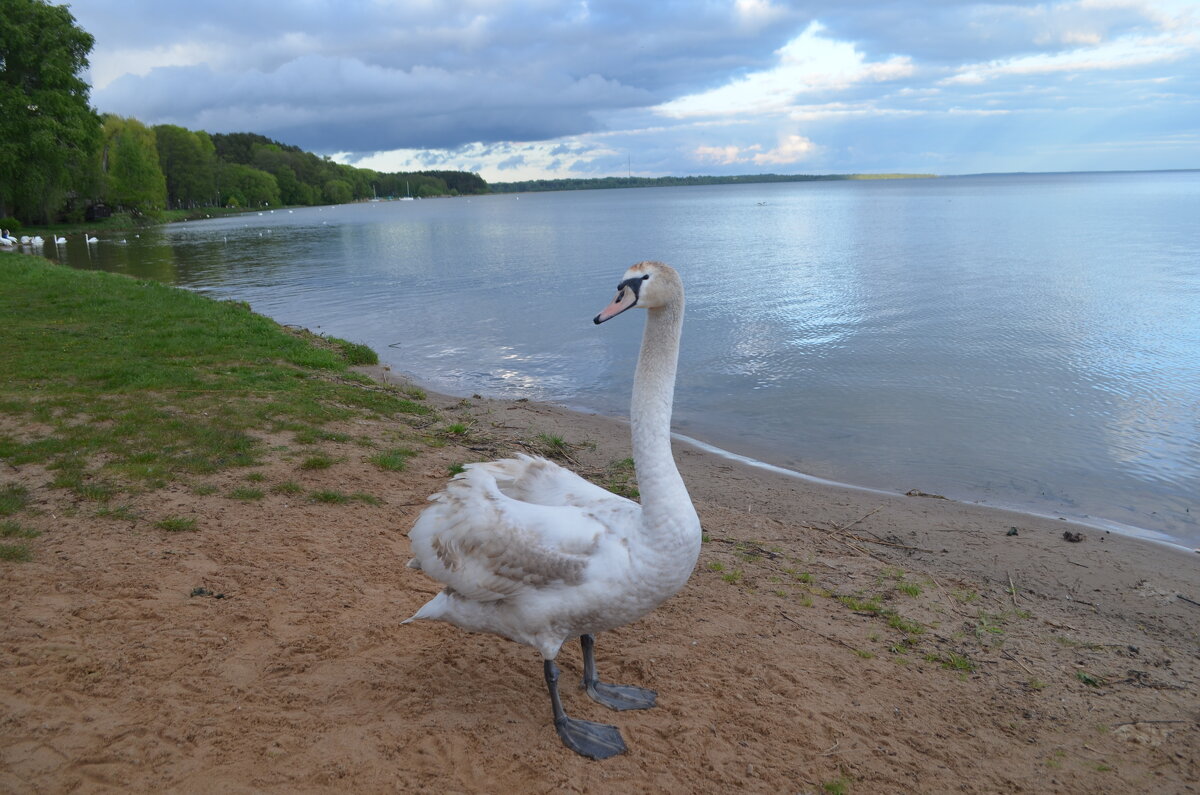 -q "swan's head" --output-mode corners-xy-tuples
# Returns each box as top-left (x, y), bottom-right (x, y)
(594, 261), (682, 324)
